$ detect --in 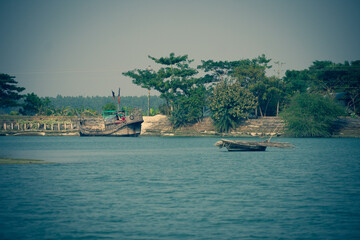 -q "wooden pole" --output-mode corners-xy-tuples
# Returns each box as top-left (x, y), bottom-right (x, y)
(148, 89), (150, 116)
